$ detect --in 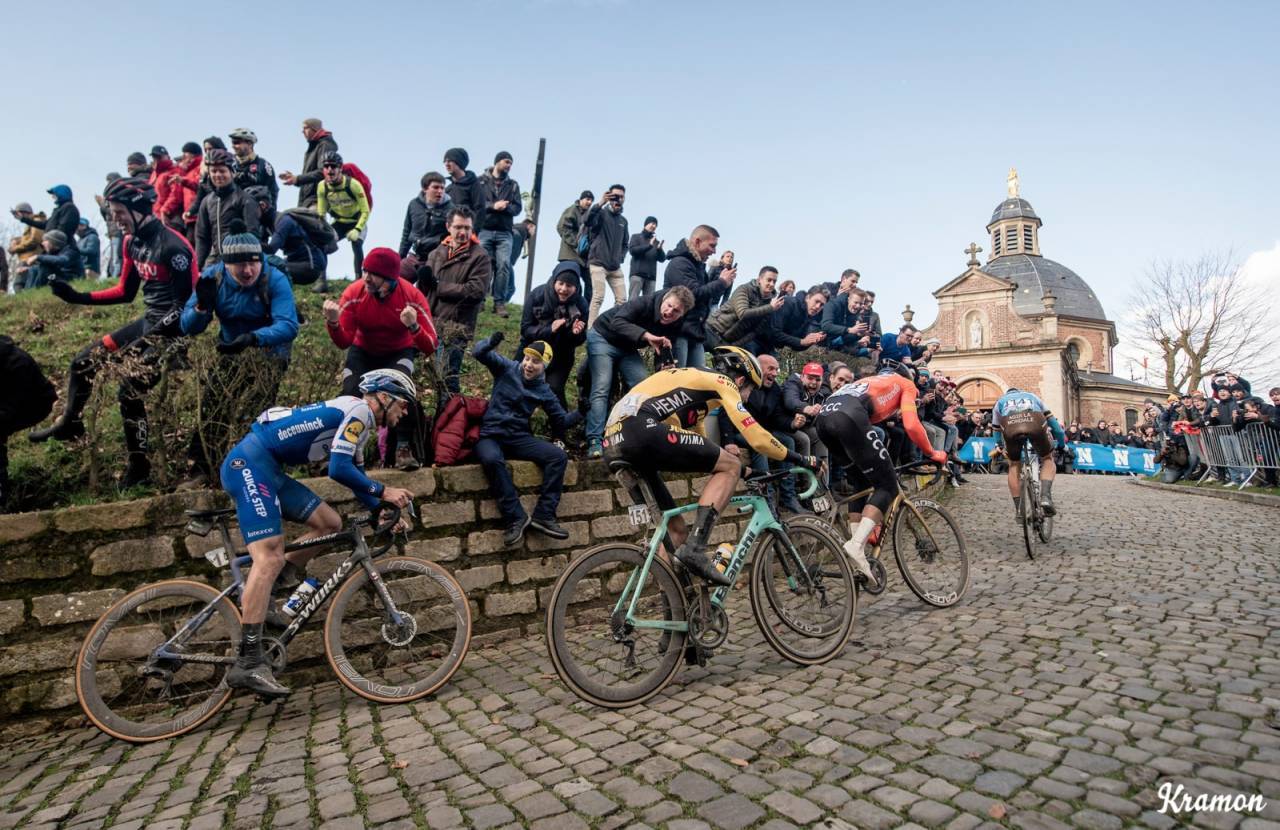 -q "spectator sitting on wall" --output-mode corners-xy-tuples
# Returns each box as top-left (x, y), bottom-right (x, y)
(472, 332), (582, 547)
